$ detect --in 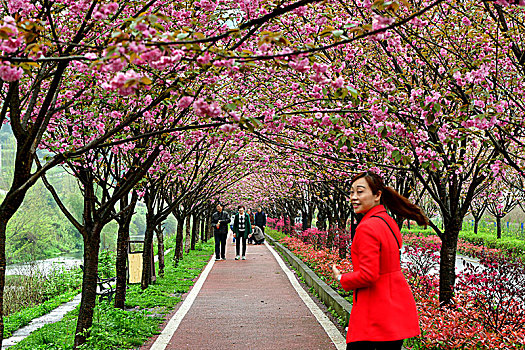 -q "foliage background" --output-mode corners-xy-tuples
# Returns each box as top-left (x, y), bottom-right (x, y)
(0, 127), (179, 264)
